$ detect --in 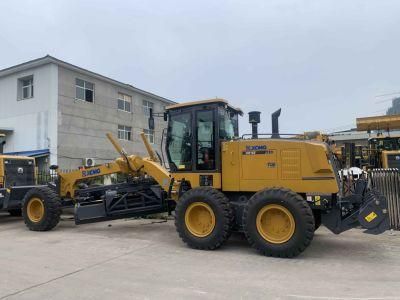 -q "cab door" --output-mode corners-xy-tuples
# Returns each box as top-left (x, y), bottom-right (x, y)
(166, 105), (222, 188)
